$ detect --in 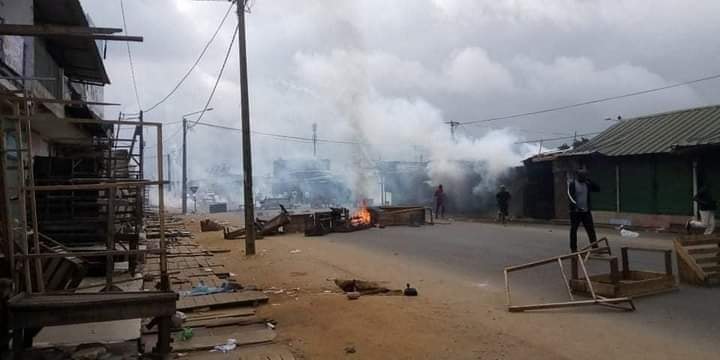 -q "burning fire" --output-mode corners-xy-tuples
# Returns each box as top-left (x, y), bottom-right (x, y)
(351, 200), (372, 226)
